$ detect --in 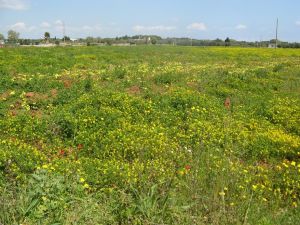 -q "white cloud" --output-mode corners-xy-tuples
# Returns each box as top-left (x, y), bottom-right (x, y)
(0, 0), (27, 10)
(55, 21), (101, 34)
(235, 24), (247, 30)
(54, 20), (64, 31)
(296, 21), (300, 26)
(55, 20), (63, 26)
(82, 25), (93, 31)
(11, 22), (26, 30)
(9, 22), (36, 31)
(2, 21), (118, 38)
(40, 22), (51, 28)
(55, 20), (64, 28)
(79, 25), (102, 31)
(68, 25), (103, 33)
(187, 22), (207, 31)
(133, 25), (176, 32)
